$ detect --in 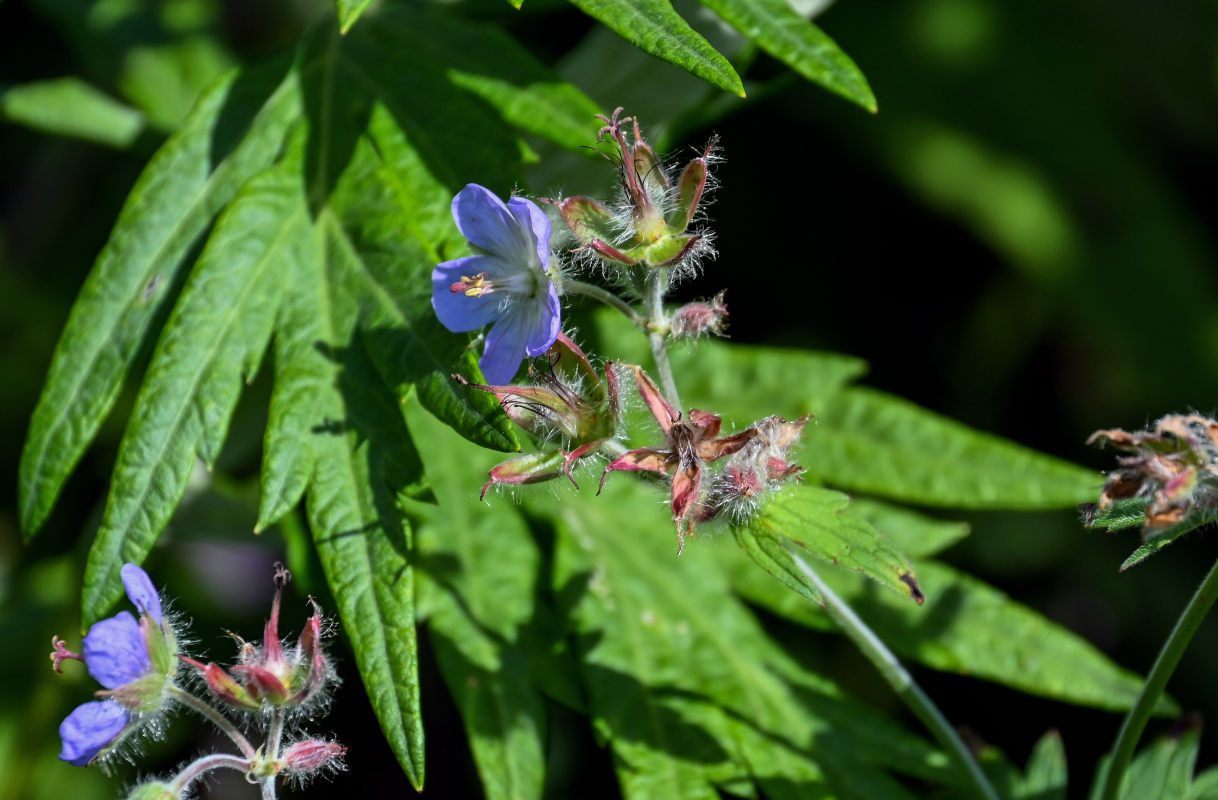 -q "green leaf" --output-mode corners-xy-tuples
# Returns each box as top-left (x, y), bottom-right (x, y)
(335, 0), (374, 34)
(564, 0), (745, 97)
(367, 8), (605, 152)
(804, 387), (1100, 509)
(18, 58), (299, 539)
(748, 486), (924, 603)
(1118, 508), (1218, 570)
(695, 0), (876, 111)
(1086, 496), (1149, 533)
(733, 524), (821, 606)
(325, 106), (520, 452)
(306, 213), (429, 789)
(594, 308), (867, 424)
(406, 402), (547, 800)
(845, 498), (970, 559)
(0, 77), (145, 148)
(1019, 730), (1066, 800)
(1118, 726), (1199, 800)
(82, 156), (308, 623)
(543, 480), (949, 797)
(730, 556), (1174, 713)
